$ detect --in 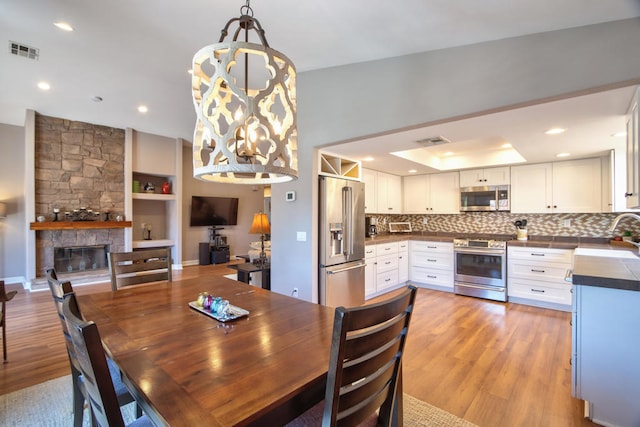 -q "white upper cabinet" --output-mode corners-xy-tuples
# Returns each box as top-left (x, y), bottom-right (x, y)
(511, 158), (602, 213)
(626, 87), (640, 209)
(362, 169), (377, 213)
(403, 172), (460, 214)
(459, 166), (510, 187)
(376, 171), (402, 213)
